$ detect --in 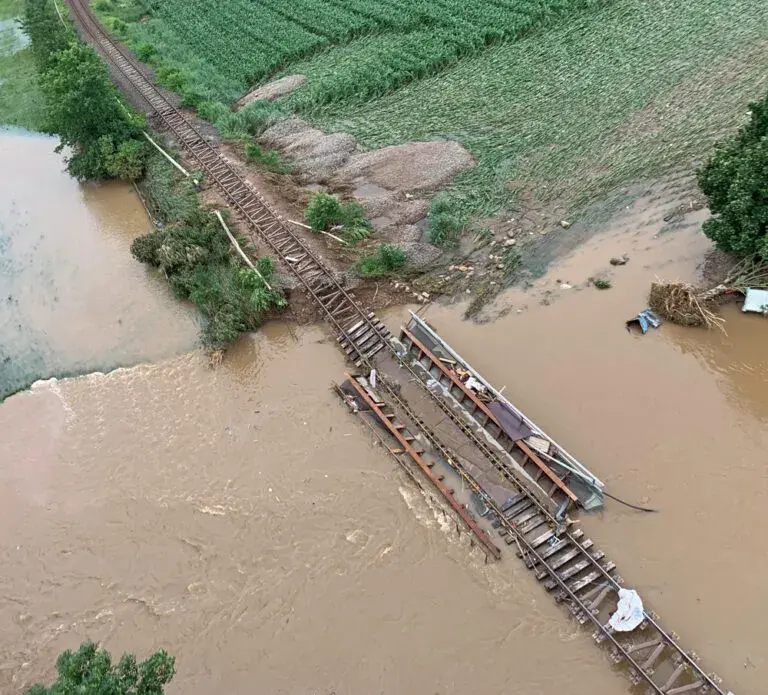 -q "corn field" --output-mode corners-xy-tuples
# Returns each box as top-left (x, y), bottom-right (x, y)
(130, 0), (602, 102)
